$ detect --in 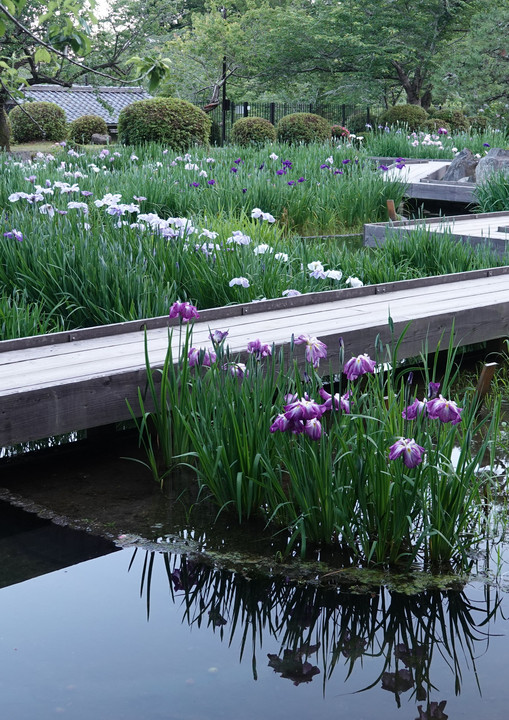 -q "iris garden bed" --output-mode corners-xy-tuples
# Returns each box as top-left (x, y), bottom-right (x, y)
(0, 135), (508, 573)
